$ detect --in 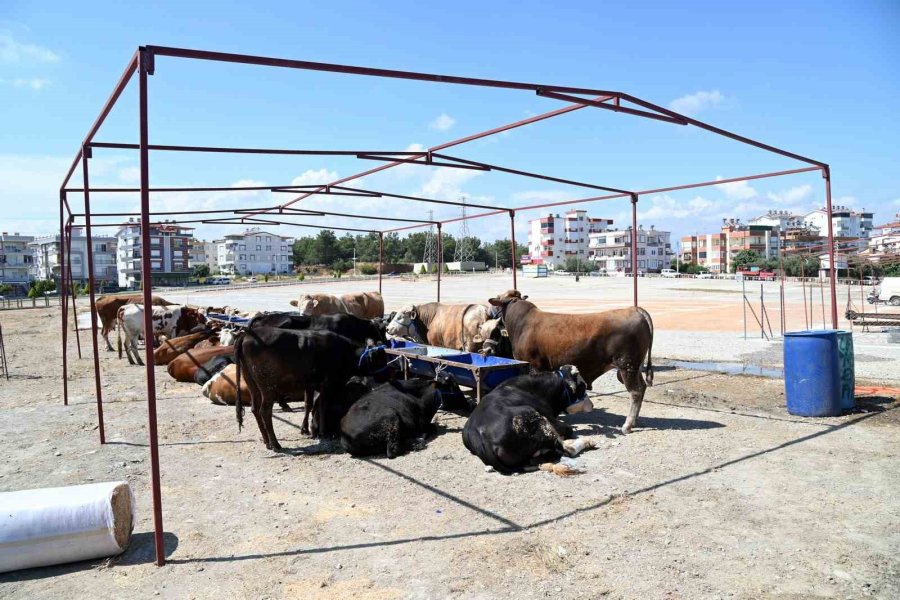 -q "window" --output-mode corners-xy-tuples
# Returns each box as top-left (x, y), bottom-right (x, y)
(240, 264), (247, 272)
(266, 236), (271, 242)
(239, 254), (246, 260)
(256, 236), (261, 242)
(239, 244), (246, 251)
(266, 245), (272, 251)
(256, 245), (261, 251)
(250, 255), (256, 261)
